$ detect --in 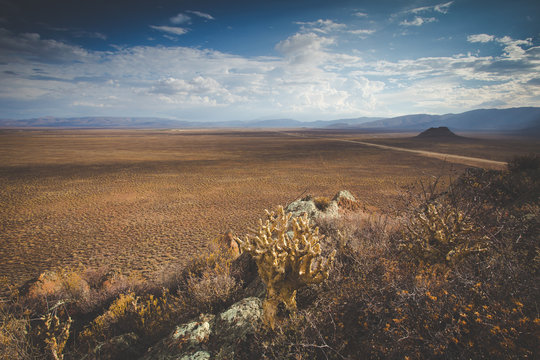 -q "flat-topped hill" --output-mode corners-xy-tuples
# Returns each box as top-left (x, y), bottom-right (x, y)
(416, 126), (460, 139)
